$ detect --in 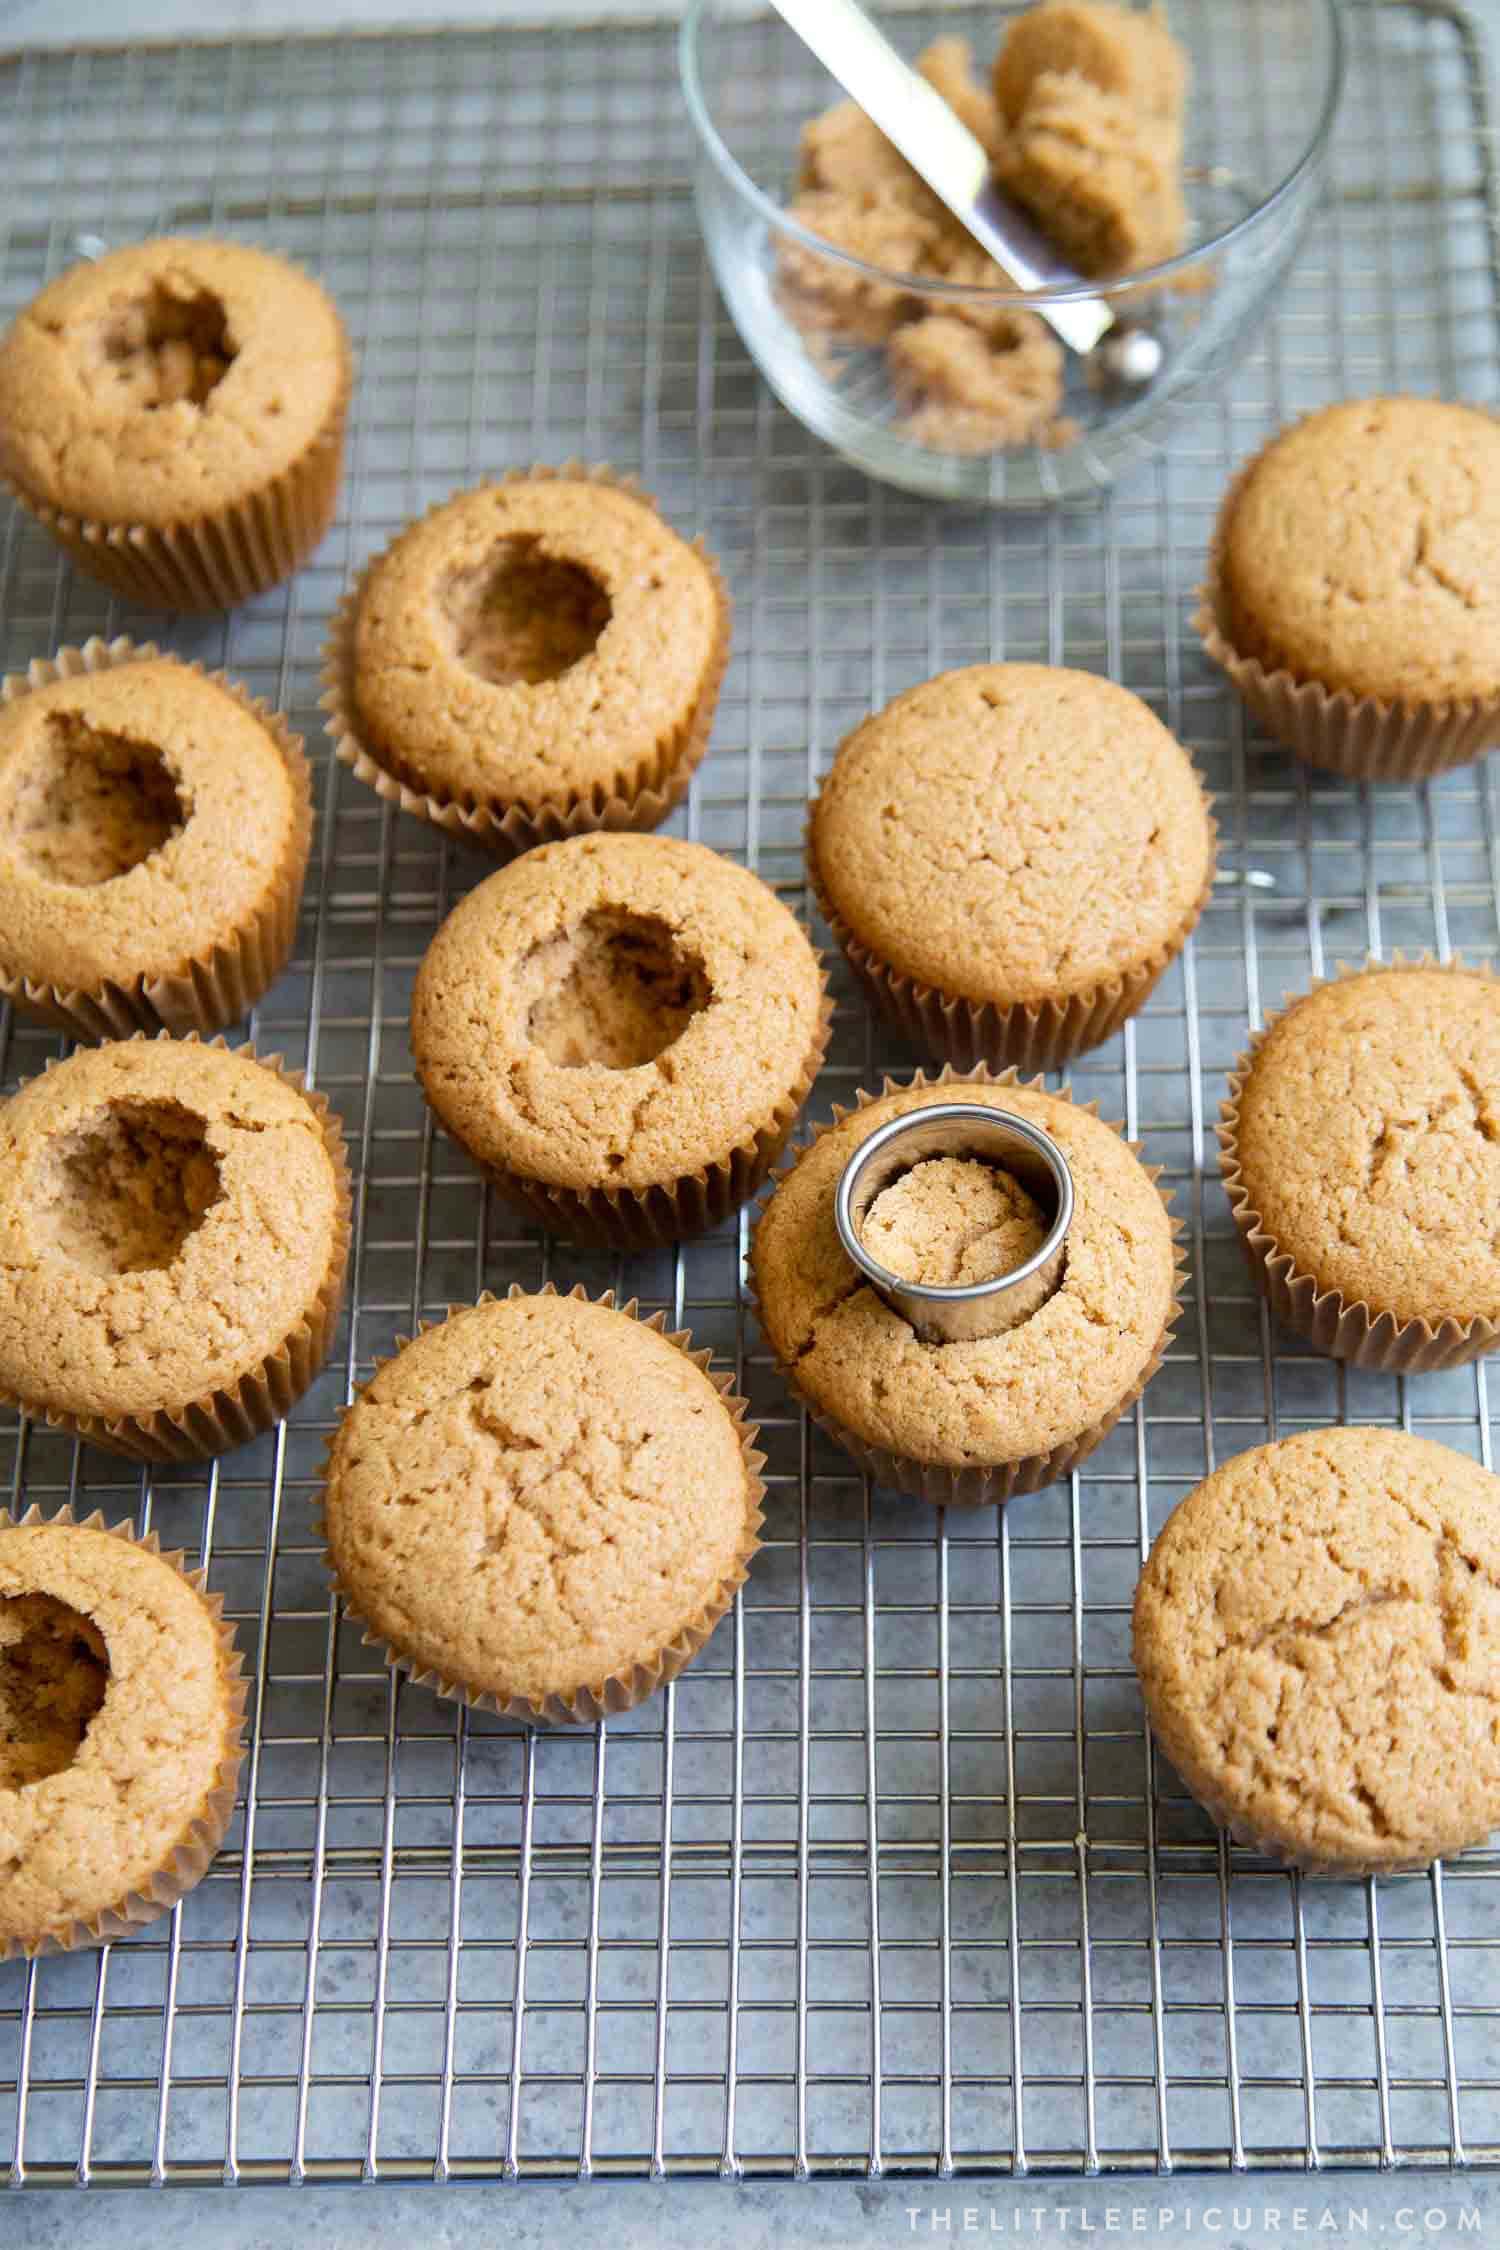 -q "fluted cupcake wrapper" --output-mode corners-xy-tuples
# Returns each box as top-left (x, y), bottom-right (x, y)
(320, 461), (732, 861)
(316, 1283), (766, 1728)
(0, 1034), (353, 1462)
(0, 637), (313, 1041)
(1216, 953), (1500, 1371)
(1, 353), (350, 615)
(748, 1063), (1186, 1509)
(458, 986), (835, 1252)
(0, 1505), (248, 1960)
(1195, 444), (1500, 782)
(806, 805), (1217, 1075)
